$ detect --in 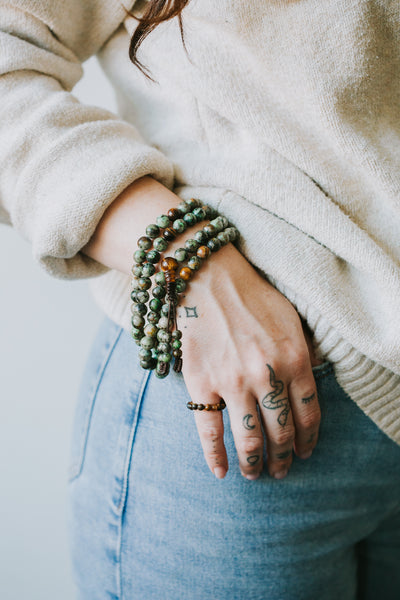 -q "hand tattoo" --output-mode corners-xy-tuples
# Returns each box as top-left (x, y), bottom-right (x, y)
(242, 414), (256, 430)
(247, 455), (260, 466)
(302, 392), (315, 404)
(261, 364), (290, 427)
